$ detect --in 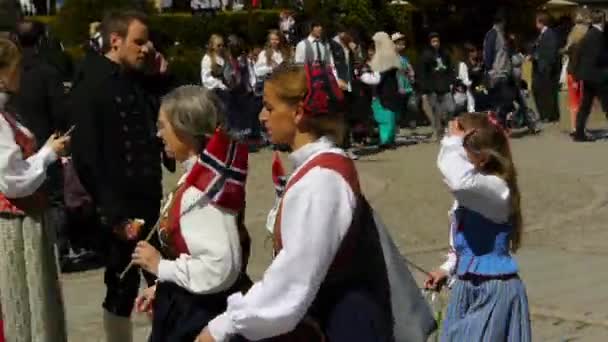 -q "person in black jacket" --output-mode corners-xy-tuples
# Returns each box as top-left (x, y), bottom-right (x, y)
(69, 11), (163, 341)
(574, 10), (608, 142)
(13, 19), (72, 263)
(418, 32), (455, 141)
(330, 29), (358, 158)
(532, 11), (561, 123)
